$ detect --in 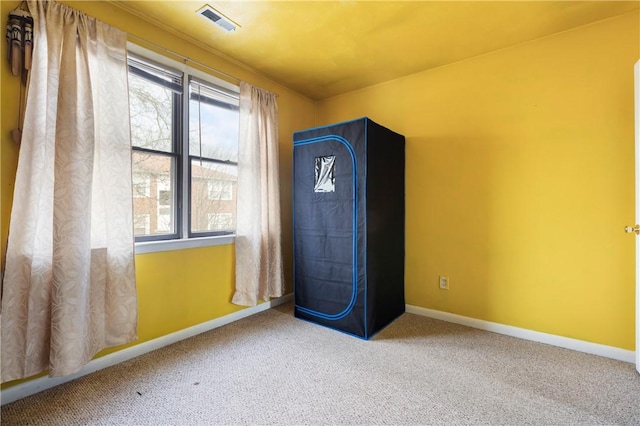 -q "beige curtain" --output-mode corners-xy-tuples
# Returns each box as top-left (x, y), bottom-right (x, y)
(1, 0), (137, 382)
(232, 82), (284, 306)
